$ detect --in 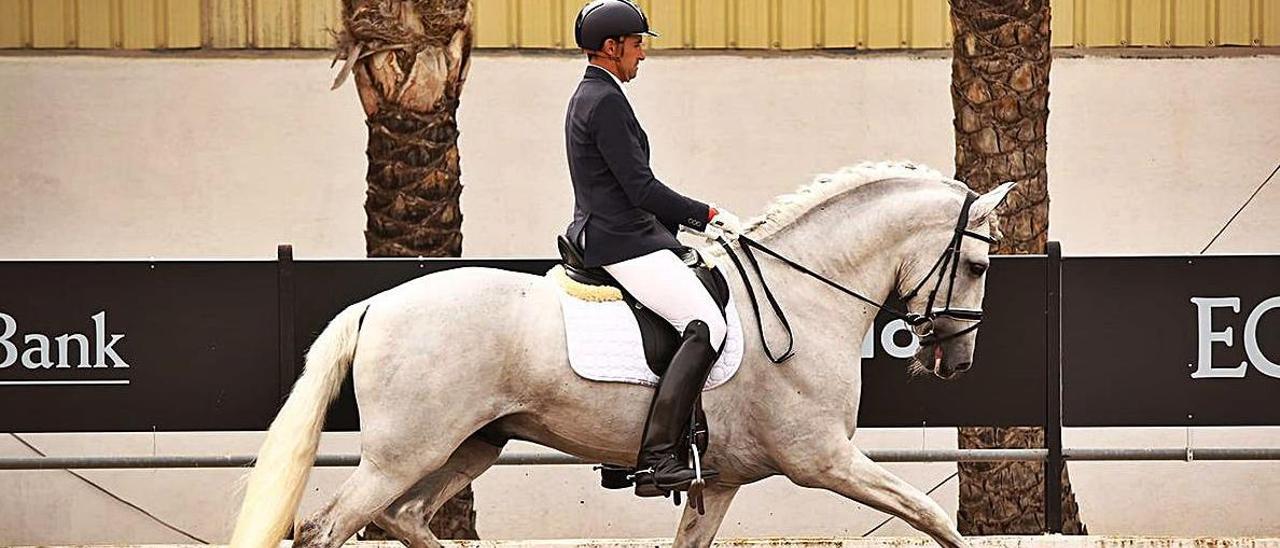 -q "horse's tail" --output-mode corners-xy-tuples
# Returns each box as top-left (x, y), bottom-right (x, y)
(230, 301), (369, 547)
